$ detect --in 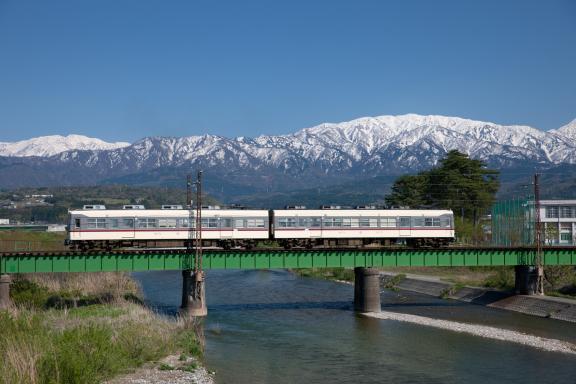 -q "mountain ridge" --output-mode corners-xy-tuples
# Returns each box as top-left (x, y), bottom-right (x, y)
(1, 114), (576, 200)
(0, 134), (130, 157)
